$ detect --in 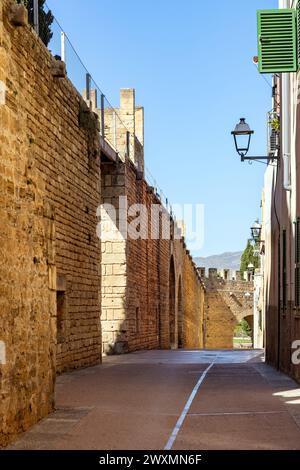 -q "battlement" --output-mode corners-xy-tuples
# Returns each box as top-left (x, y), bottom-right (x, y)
(197, 267), (251, 282)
